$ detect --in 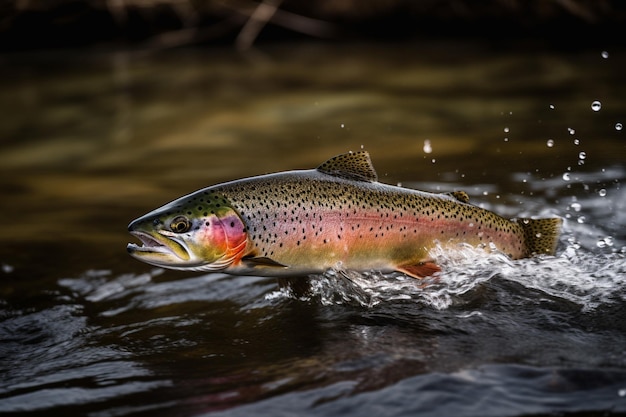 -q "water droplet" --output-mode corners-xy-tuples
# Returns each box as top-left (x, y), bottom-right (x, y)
(578, 151), (587, 160)
(340, 123), (345, 128)
(573, 138), (580, 145)
(616, 123), (623, 131)
(546, 139), (554, 147)
(570, 202), (581, 212)
(549, 104), (555, 110)
(536, 233), (542, 238)
(431, 158), (436, 164)
(423, 139), (432, 154)
(568, 127), (575, 135)
(504, 137), (509, 142)
(596, 237), (614, 248)
(562, 173), (571, 181)
(598, 188), (607, 197)
(601, 51), (609, 59)
(504, 127), (509, 133)
(577, 216), (586, 224)
(591, 100), (602, 111)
